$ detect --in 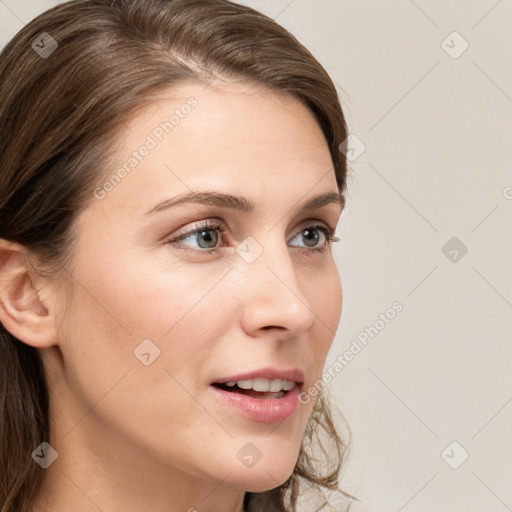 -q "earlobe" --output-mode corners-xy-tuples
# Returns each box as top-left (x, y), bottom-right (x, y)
(0, 239), (59, 348)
